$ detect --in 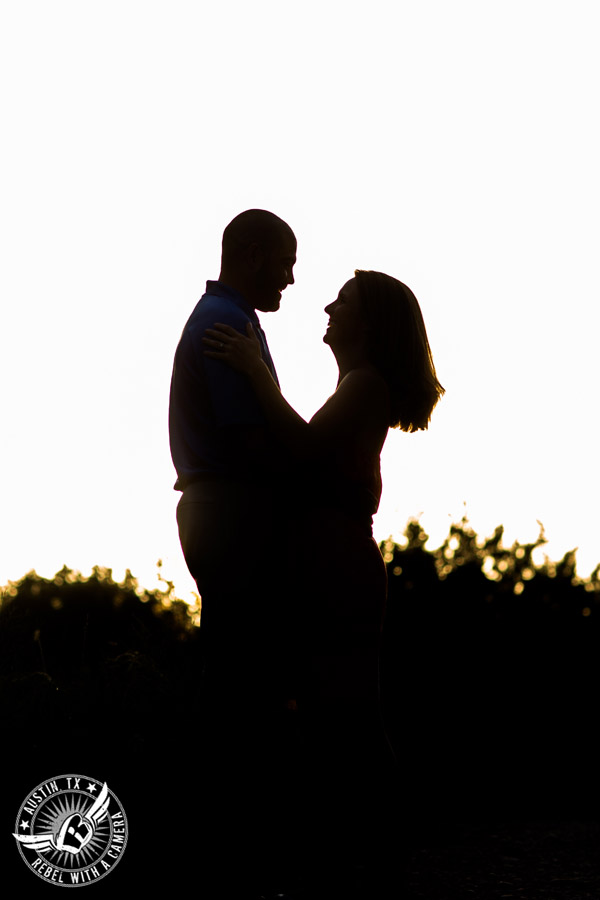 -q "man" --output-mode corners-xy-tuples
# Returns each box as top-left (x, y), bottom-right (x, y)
(169, 209), (296, 681)
(168, 209), (298, 890)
